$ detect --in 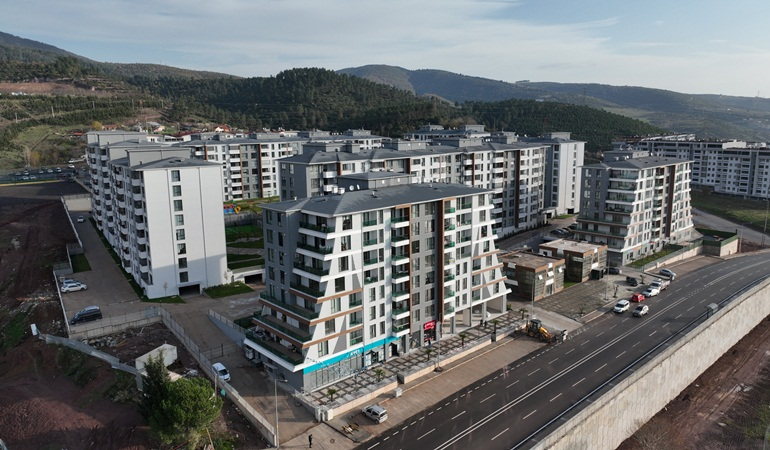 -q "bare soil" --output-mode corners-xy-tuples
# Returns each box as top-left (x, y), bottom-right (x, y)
(0, 182), (266, 449)
(618, 315), (770, 450)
